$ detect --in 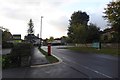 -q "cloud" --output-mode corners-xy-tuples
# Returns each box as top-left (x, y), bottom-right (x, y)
(0, 0), (112, 39)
